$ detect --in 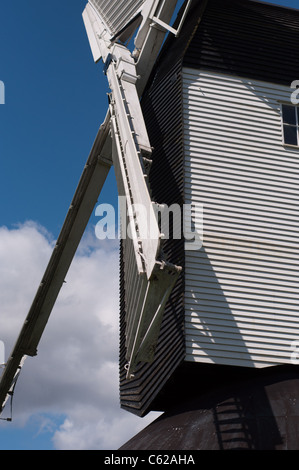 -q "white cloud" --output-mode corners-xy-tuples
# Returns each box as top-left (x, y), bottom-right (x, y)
(0, 221), (160, 449)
